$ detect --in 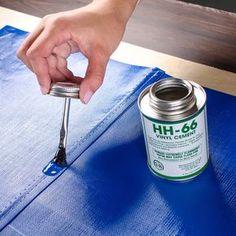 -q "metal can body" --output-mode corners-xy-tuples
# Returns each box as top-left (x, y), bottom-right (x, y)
(138, 78), (209, 181)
